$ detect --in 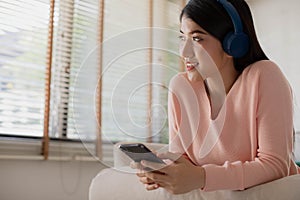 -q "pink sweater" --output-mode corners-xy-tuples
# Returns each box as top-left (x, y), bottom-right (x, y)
(168, 60), (299, 191)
